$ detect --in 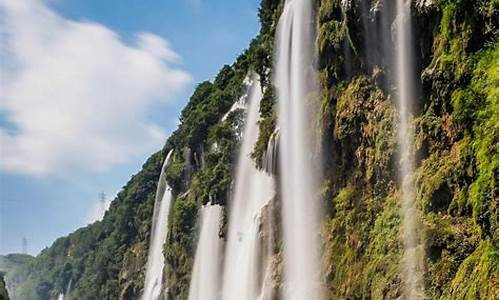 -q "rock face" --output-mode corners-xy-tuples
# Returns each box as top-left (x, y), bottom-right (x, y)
(317, 0), (498, 298)
(2, 0), (498, 299)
